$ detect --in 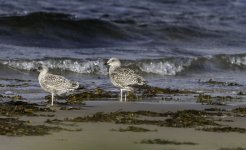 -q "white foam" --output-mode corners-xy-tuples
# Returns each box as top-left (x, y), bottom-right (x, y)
(0, 59), (108, 75)
(229, 56), (246, 66)
(140, 61), (188, 76)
